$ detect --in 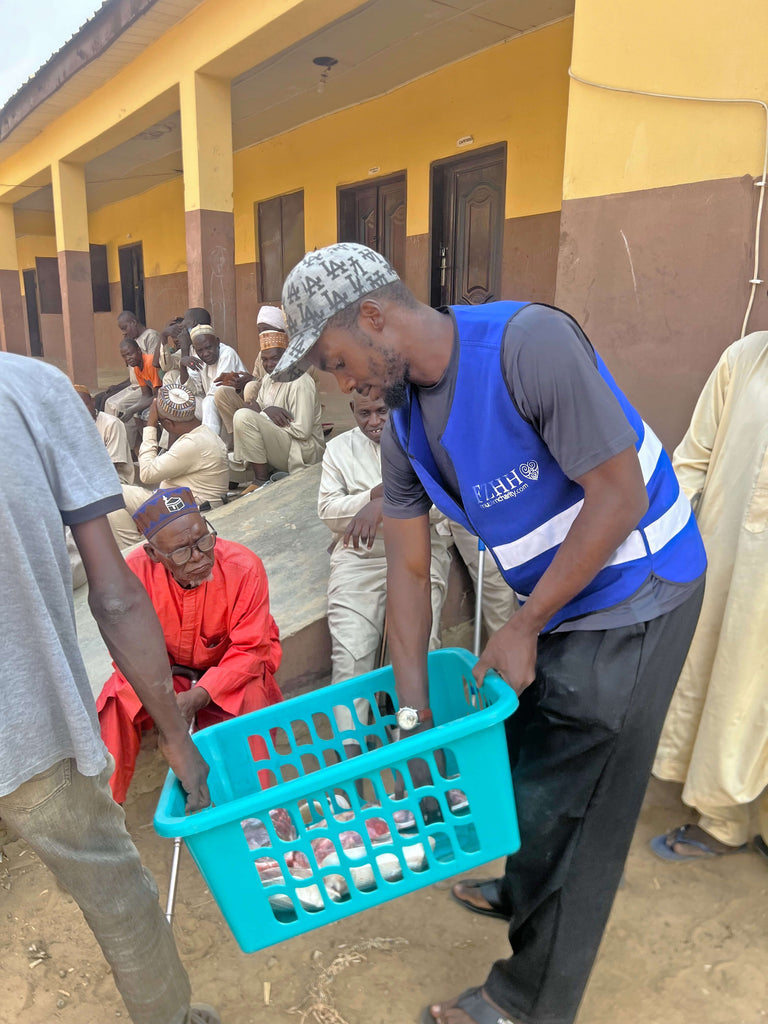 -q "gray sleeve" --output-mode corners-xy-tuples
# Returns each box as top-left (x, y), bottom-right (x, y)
(381, 419), (432, 519)
(502, 305), (638, 480)
(38, 370), (125, 524)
